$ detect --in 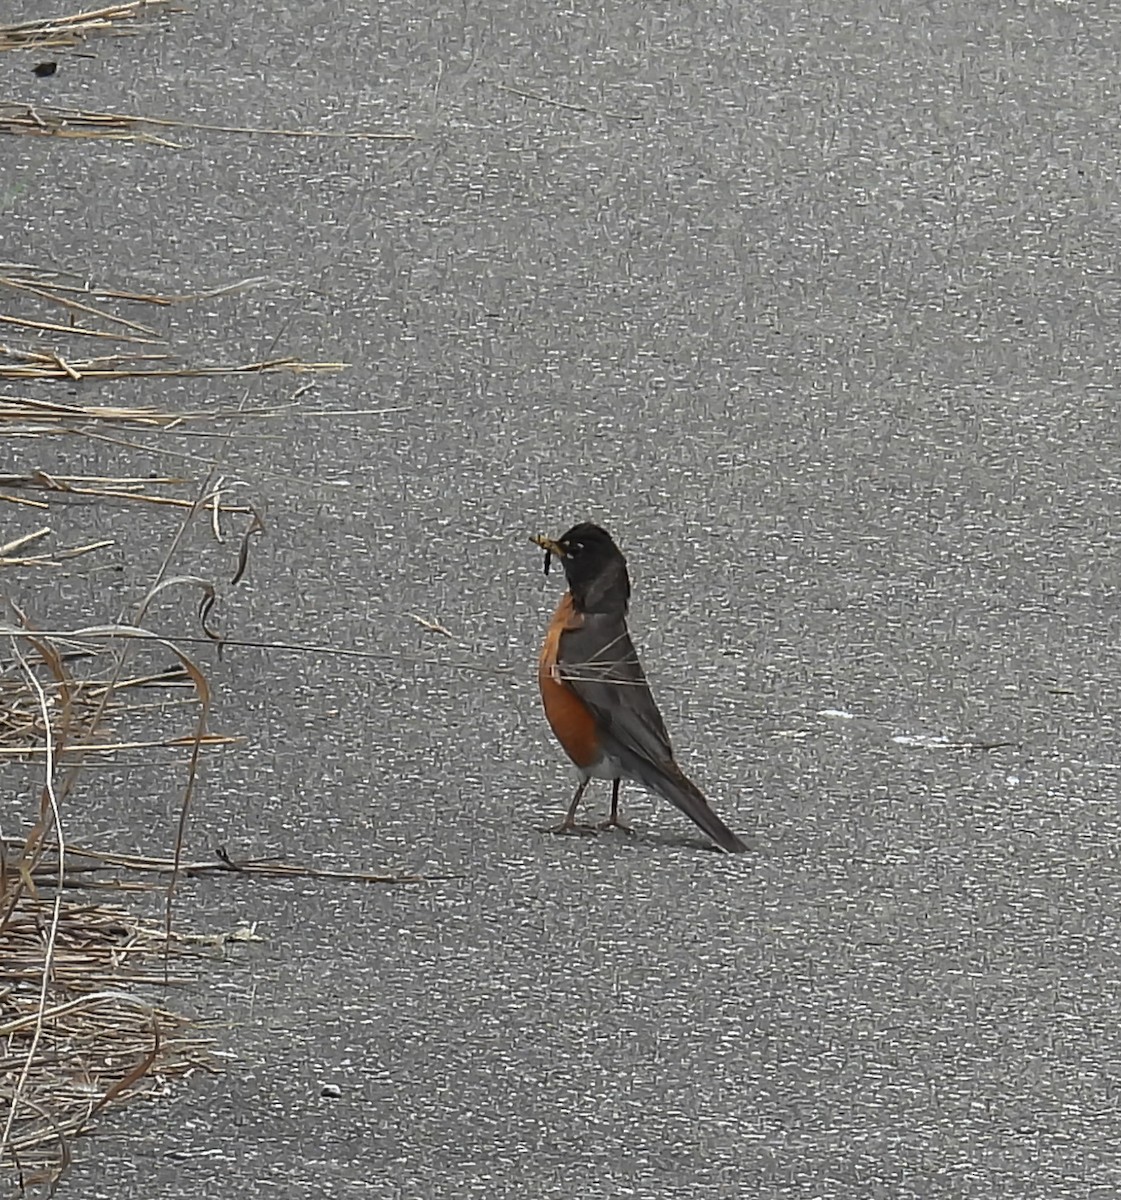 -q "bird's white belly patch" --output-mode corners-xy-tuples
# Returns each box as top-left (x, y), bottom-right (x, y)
(579, 754), (623, 782)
